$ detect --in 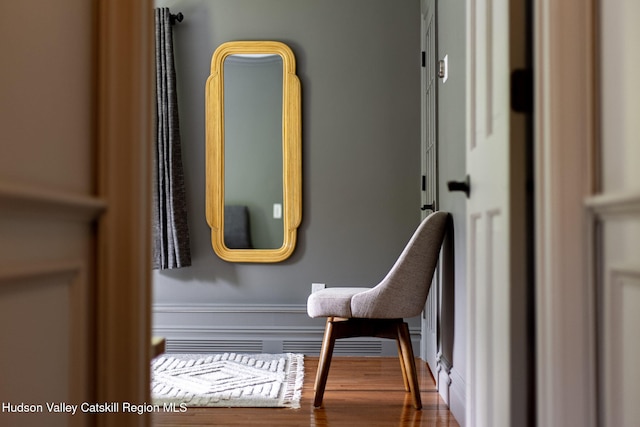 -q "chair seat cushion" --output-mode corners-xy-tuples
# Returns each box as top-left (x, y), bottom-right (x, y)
(307, 287), (371, 318)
